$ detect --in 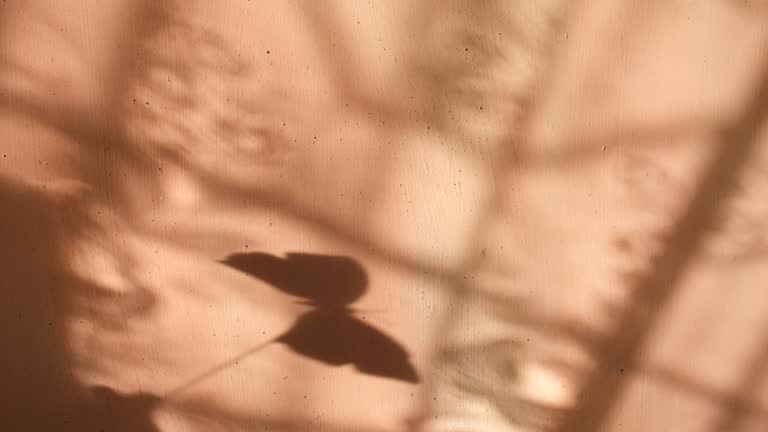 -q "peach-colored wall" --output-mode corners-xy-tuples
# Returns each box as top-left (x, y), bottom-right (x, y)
(1, 1), (767, 431)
